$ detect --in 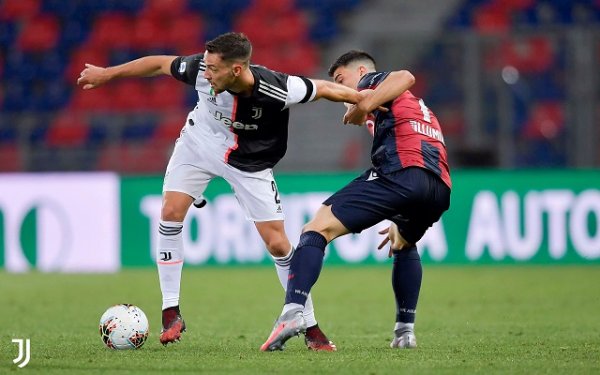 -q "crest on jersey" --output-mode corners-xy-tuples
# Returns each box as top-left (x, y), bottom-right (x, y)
(251, 107), (263, 119)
